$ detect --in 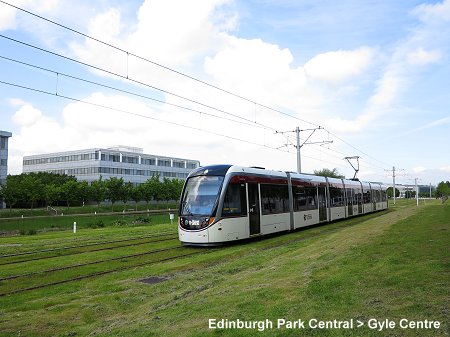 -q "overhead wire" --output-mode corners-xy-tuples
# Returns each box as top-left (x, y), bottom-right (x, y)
(0, 34), (284, 136)
(0, 0), (320, 128)
(0, 79), (288, 152)
(0, 0), (391, 172)
(0, 55), (266, 130)
(0, 77), (343, 169)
